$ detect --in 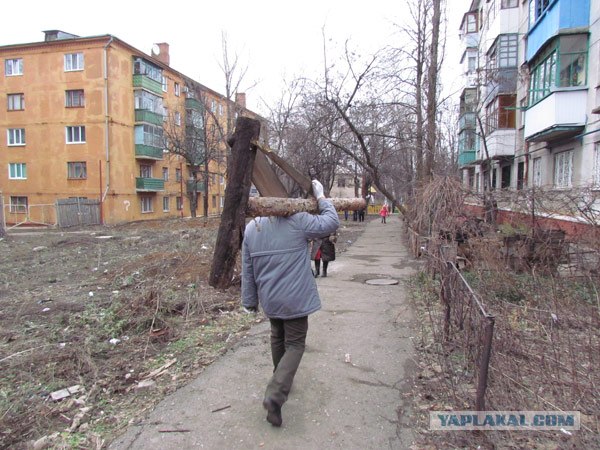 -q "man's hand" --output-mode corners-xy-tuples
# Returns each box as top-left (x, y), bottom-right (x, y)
(311, 179), (325, 200)
(242, 305), (258, 314)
